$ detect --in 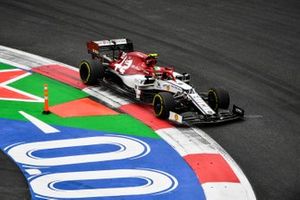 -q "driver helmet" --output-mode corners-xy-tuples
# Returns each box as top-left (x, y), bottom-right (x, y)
(145, 53), (158, 67)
